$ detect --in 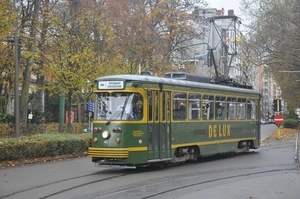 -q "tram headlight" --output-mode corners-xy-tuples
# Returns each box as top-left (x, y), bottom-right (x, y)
(102, 131), (110, 139)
